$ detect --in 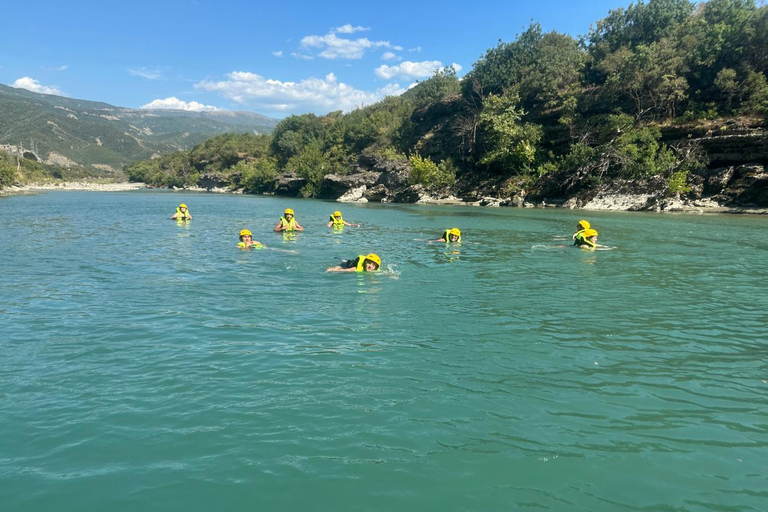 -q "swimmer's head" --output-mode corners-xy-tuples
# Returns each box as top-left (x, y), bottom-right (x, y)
(577, 220), (590, 230)
(364, 253), (381, 271)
